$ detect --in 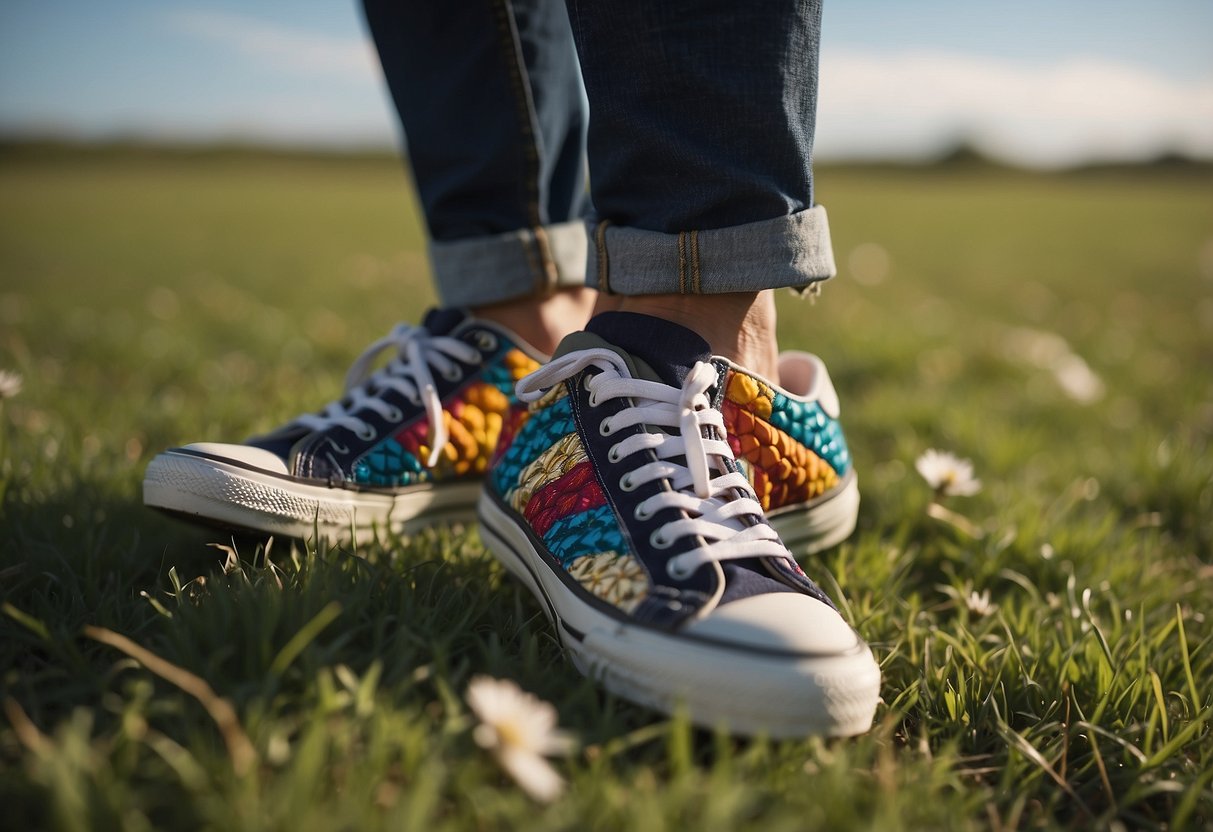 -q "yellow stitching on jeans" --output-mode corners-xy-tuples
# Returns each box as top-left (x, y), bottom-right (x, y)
(690, 230), (701, 294)
(677, 231), (688, 294)
(519, 228), (542, 289)
(596, 220), (612, 294)
(532, 225), (559, 295)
